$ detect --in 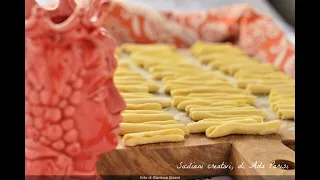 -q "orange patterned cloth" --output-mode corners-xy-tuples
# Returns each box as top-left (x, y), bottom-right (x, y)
(104, 0), (295, 76)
